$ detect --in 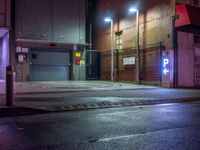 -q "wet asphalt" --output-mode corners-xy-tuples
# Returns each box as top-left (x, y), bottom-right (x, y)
(0, 81), (200, 149)
(0, 102), (200, 150)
